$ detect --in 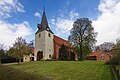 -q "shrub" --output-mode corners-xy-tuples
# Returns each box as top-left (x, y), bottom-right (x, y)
(46, 59), (57, 61)
(106, 55), (120, 65)
(40, 58), (47, 61)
